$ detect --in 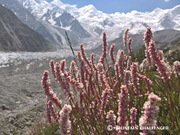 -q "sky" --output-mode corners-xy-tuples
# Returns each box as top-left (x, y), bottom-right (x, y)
(46, 0), (180, 13)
